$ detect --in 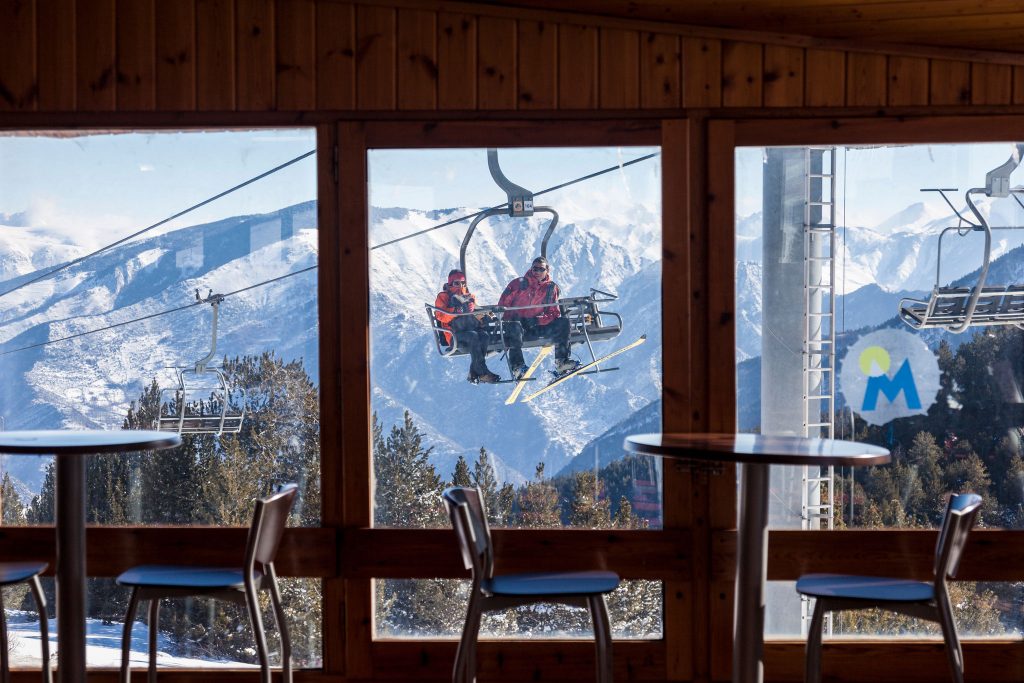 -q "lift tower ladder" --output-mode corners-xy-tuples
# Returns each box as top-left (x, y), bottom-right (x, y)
(801, 146), (837, 632)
